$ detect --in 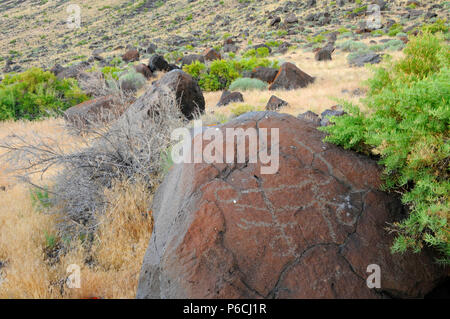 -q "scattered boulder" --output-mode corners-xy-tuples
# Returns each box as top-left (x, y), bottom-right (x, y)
(134, 63), (153, 79)
(203, 48), (221, 61)
(50, 63), (64, 76)
(297, 110), (320, 125)
(77, 71), (105, 96)
(270, 16), (281, 26)
(125, 70), (205, 120)
(144, 43), (157, 54)
(181, 54), (205, 66)
(399, 36), (409, 44)
(315, 43), (335, 61)
(349, 52), (382, 67)
(119, 71), (147, 92)
(250, 67), (279, 83)
(306, 0), (316, 7)
(320, 106), (346, 126)
(375, 0), (387, 11)
(285, 13), (298, 24)
(122, 49), (140, 62)
(136, 112), (448, 299)
(167, 64), (181, 71)
(64, 95), (127, 130)
(425, 11), (438, 20)
(223, 39), (239, 53)
(277, 42), (292, 54)
(265, 95), (288, 111)
(149, 55), (171, 72)
(269, 62), (314, 90)
(252, 43), (272, 54)
(91, 49), (105, 61)
(217, 90), (244, 107)
(52, 61), (90, 80)
(327, 32), (339, 44)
